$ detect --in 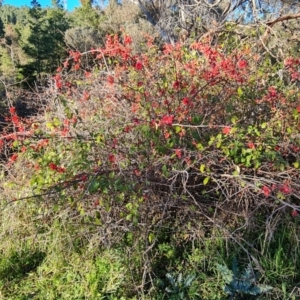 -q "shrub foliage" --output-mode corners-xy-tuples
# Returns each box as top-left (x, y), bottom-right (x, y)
(0, 32), (300, 298)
